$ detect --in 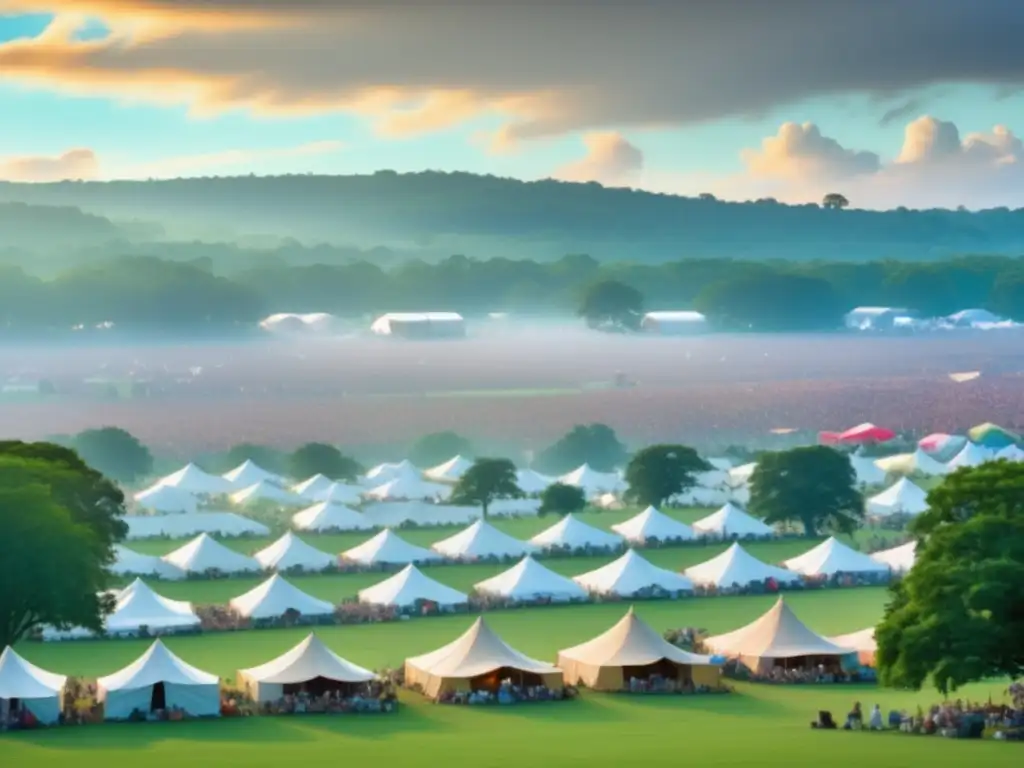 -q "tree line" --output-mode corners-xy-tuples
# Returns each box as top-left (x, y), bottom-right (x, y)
(4, 253), (1024, 334)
